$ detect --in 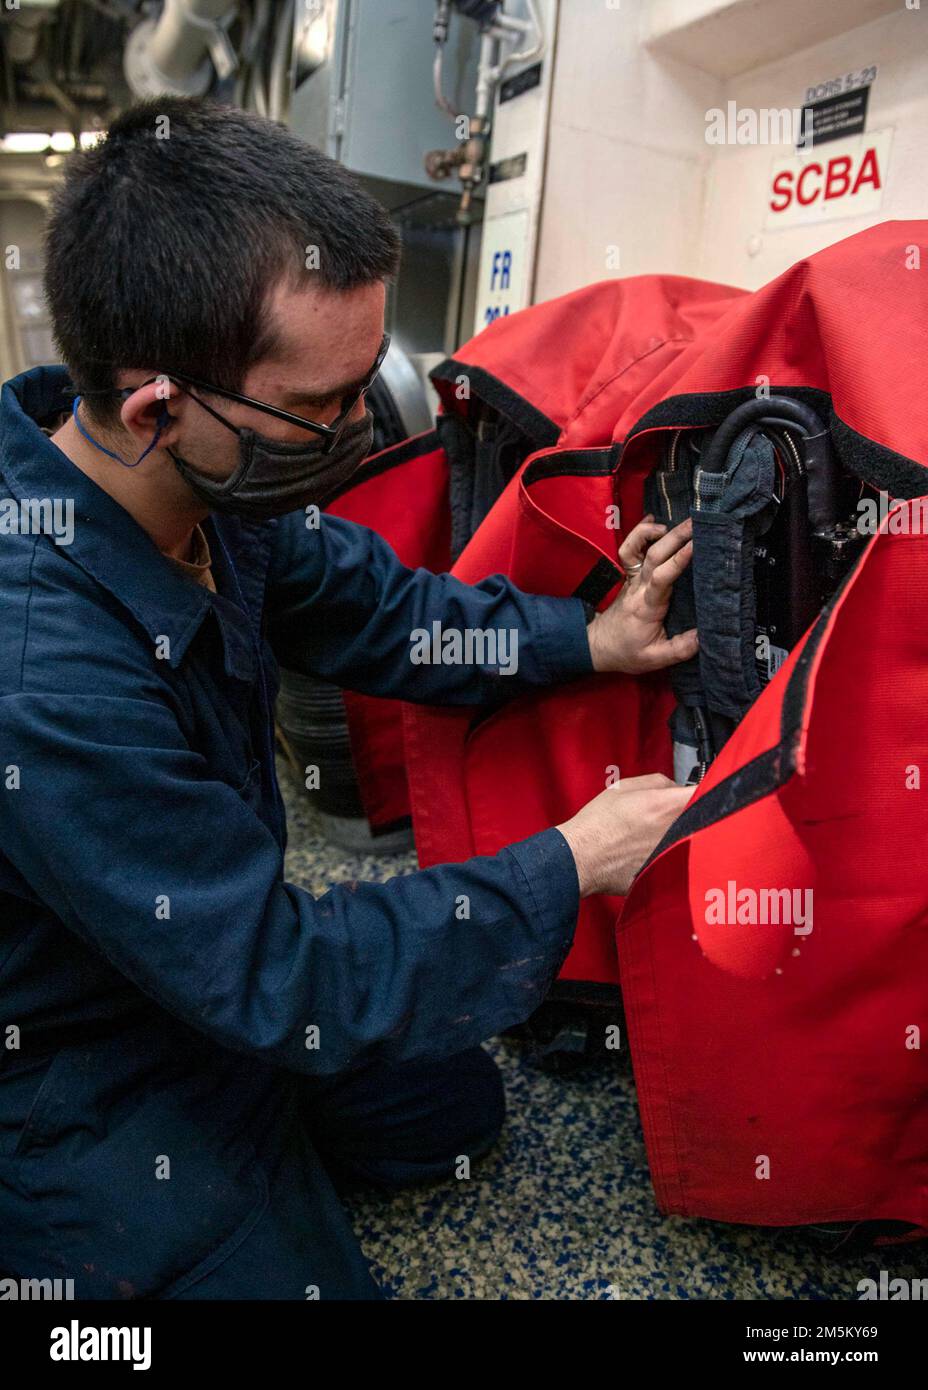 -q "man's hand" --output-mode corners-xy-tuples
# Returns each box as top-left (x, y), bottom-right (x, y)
(556, 775), (694, 897)
(587, 516), (697, 674)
